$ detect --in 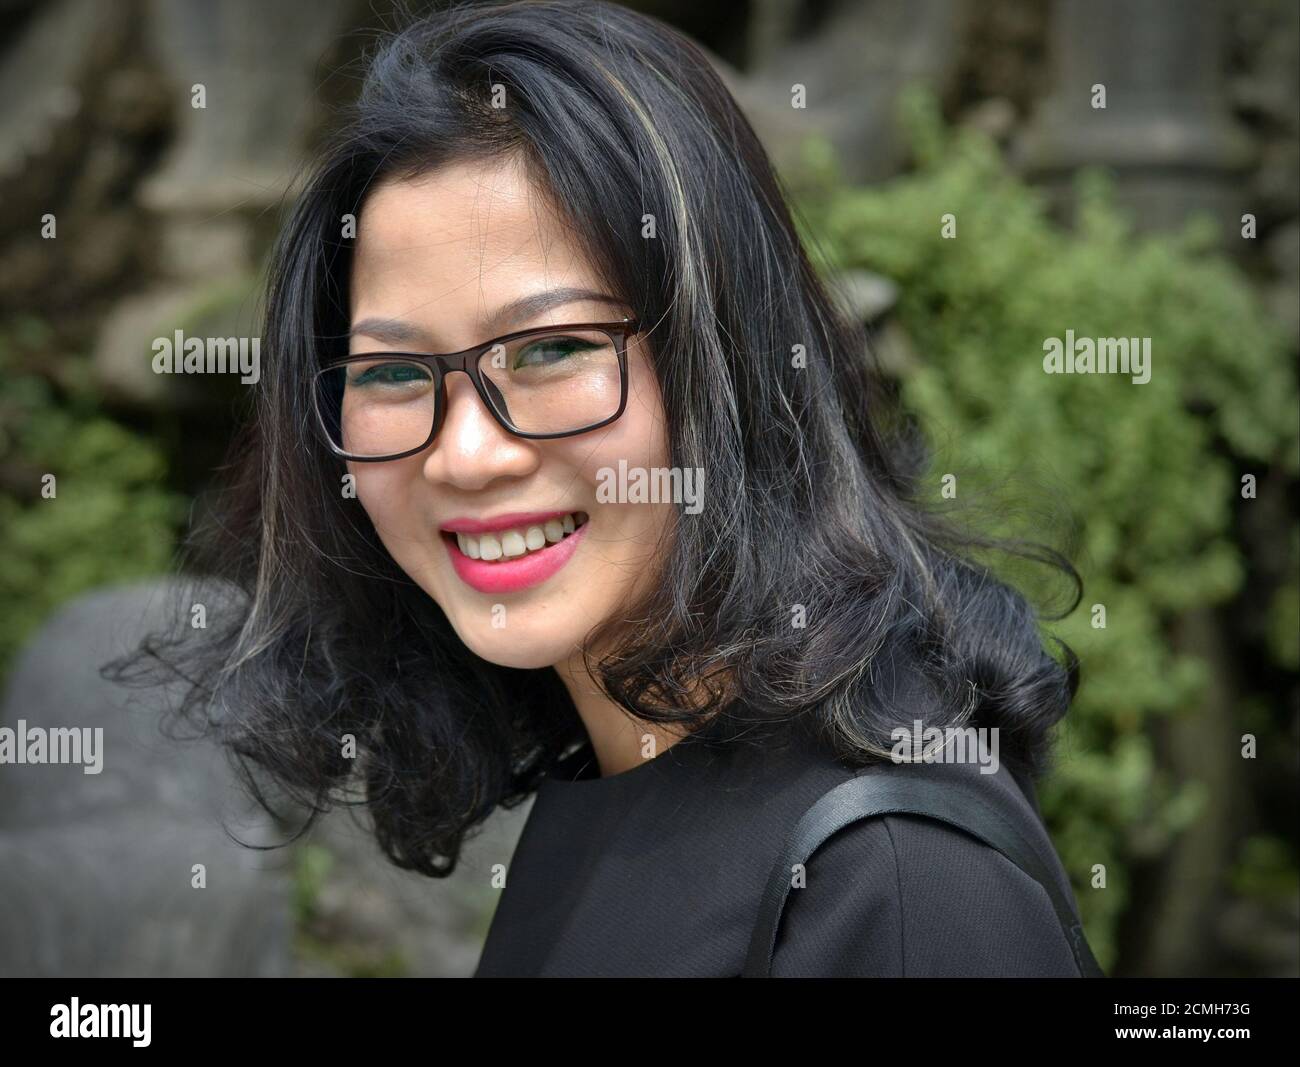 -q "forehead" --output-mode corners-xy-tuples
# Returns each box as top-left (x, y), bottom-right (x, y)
(350, 156), (600, 330)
